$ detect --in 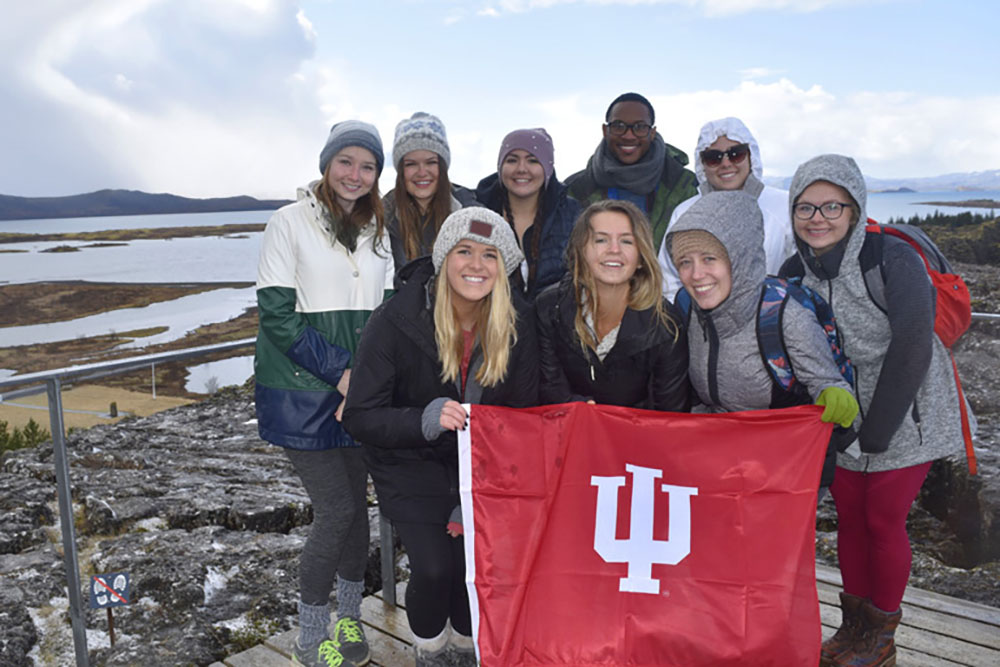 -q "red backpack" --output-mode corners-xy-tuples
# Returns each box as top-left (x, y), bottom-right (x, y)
(861, 222), (976, 473)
